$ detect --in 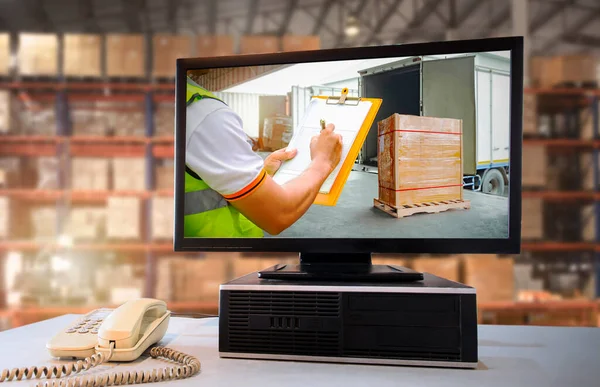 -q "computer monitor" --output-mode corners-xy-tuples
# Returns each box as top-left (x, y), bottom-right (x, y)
(173, 37), (523, 280)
